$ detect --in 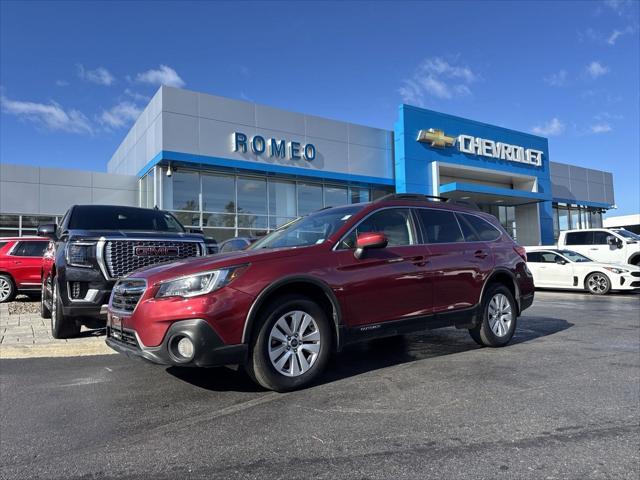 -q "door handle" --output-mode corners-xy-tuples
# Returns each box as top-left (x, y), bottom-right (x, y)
(411, 256), (429, 266)
(474, 250), (489, 259)
(13, 261), (22, 265)
(589, 248), (598, 250)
